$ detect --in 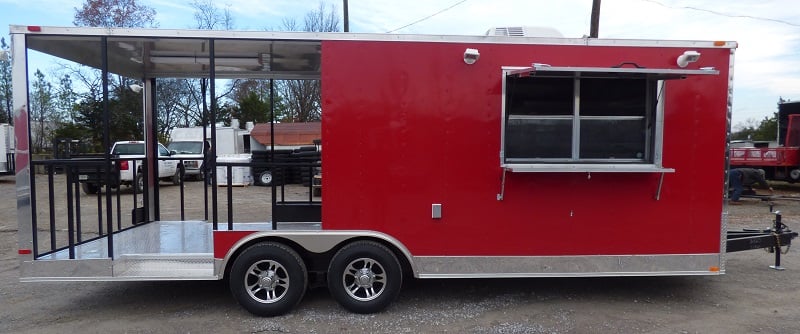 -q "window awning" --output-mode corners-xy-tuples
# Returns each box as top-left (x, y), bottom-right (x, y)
(507, 63), (719, 80)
